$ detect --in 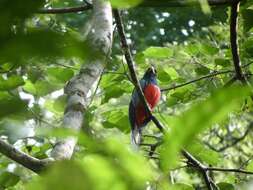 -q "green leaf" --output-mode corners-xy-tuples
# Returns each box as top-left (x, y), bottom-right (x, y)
(187, 141), (220, 165)
(0, 172), (20, 188)
(198, 0), (211, 14)
(242, 9), (253, 33)
(103, 87), (126, 103)
(164, 67), (179, 80)
(26, 161), (91, 190)
(195, 67), (210, 75)
(53, 95), (67, 113)
(27, 138), (153, 190)
(23, 80), (62, 96)
(47, 67), (74, 83)
(167, 96), (178, 106)
(110, 0), (143, 8)
(244, 37), (253, 56)
(185, 44), (200, 55)
(34, 80), (60, 96)
(143, 46), (173, 59)
(215, 58), (231, 67)
(0, 97), (27, 118)
(102, 80), (132, 103)
(217, 182), (235, 190)
(0, 0), (45, 35)
(0, 76), (24, 91)
(0, 30), (88, 65)
(200, 44), (219, 56)
(246, 160), (253, 171)
(161, 86), (250, 170)
(103, 108), (130, 132)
